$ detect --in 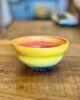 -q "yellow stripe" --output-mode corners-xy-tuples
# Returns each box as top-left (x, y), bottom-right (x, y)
(19, 58), (62, 67)
(18, 55), (63, 62)
(18, 55), (63, 67)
